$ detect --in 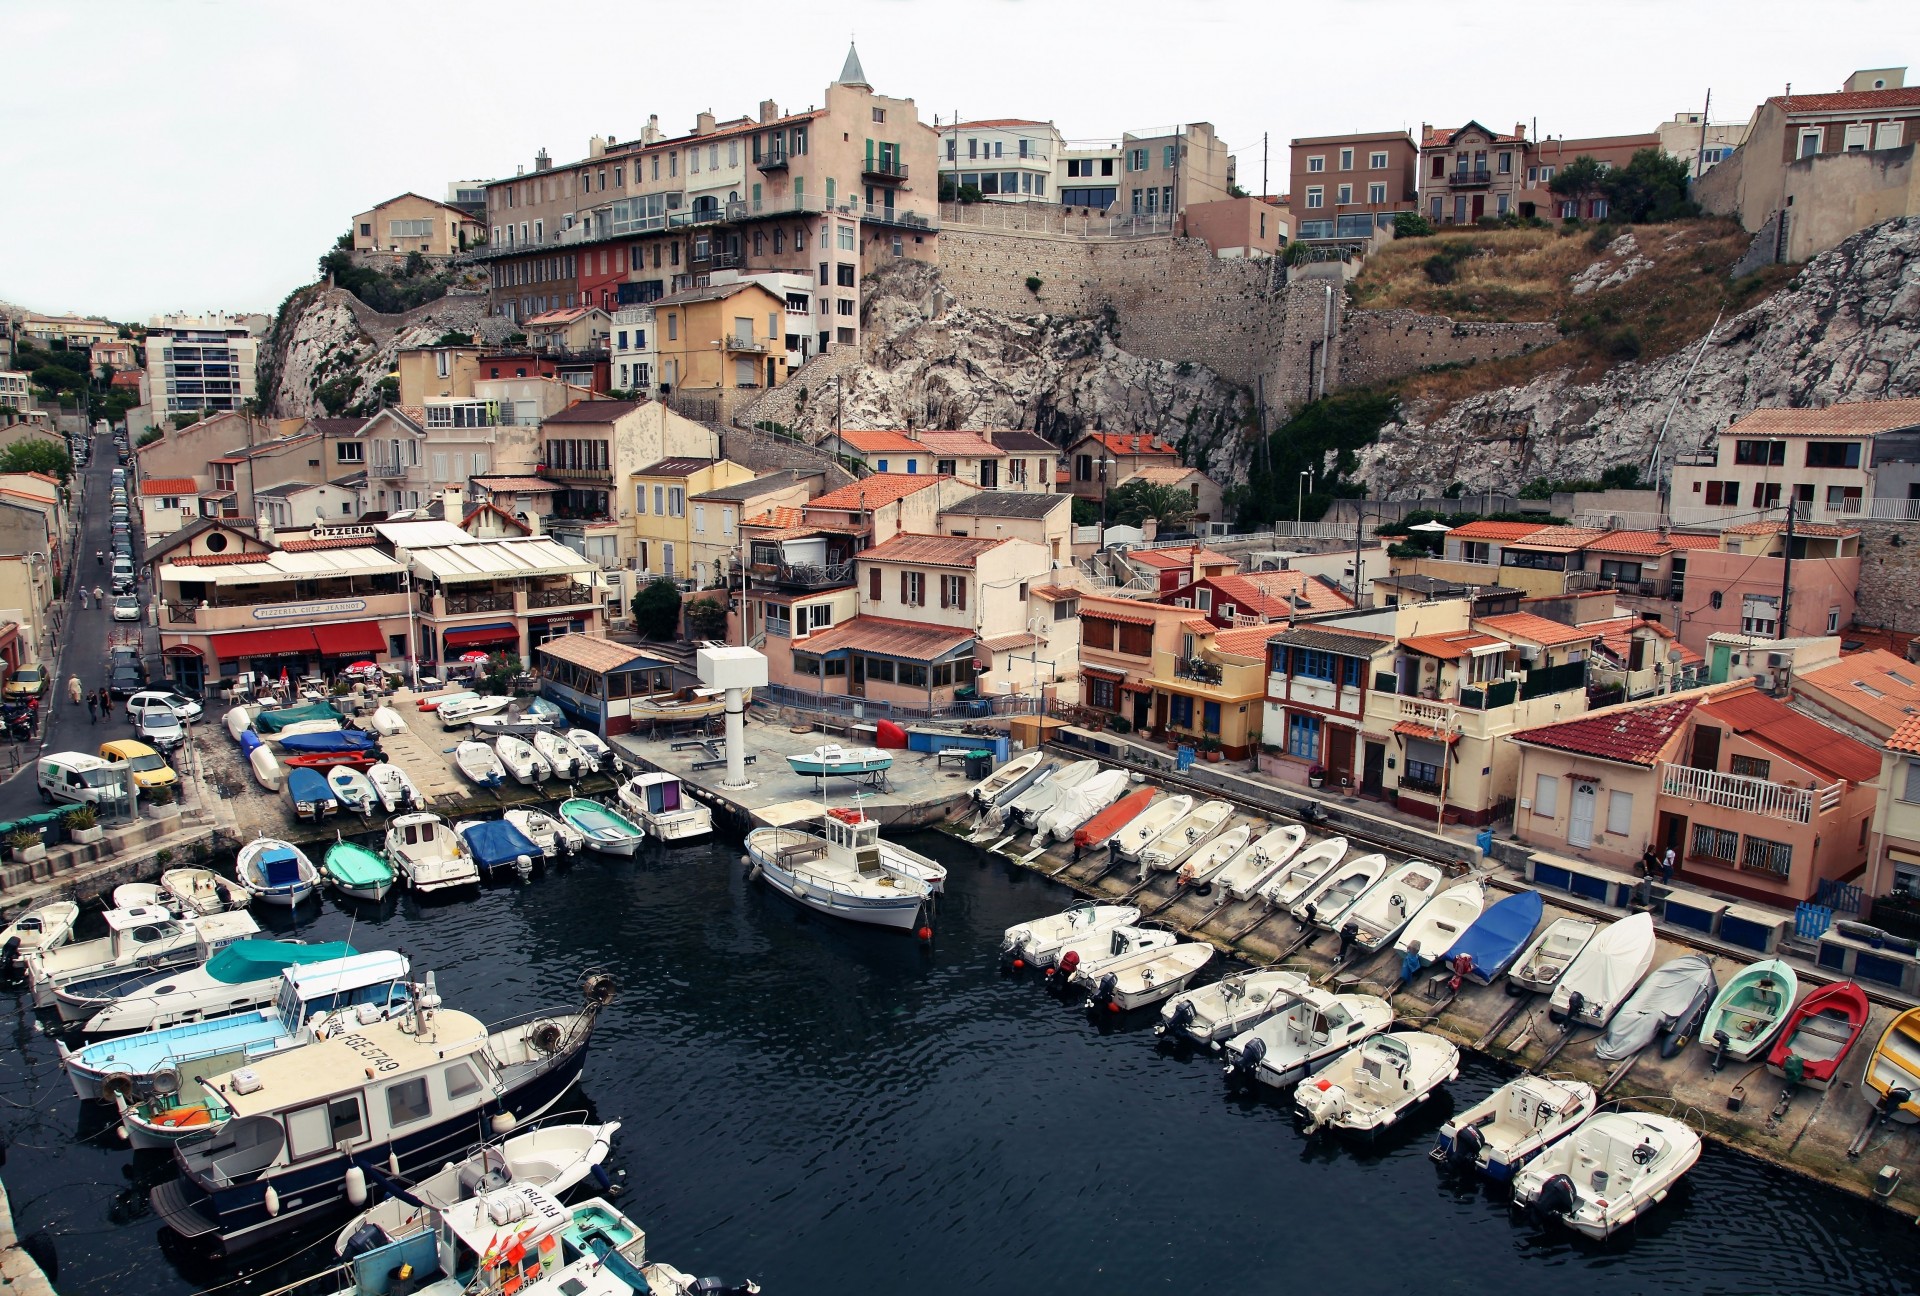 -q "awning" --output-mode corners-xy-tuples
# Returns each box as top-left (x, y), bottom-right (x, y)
(1081, 665), (1127, 682)
(210, 627), (319, 662)
(442, 621), (520, 648)
(312, 621), (389, 656)
(1084, 608), (1155, 626)
(1392, 719), (1462, 744)
(162, 644), (204, 657)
